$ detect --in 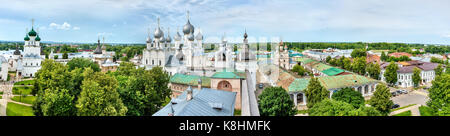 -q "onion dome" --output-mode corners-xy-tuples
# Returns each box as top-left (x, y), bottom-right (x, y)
(160, 36), (166, 43)
(28, 28), (37, 36)
(187, 32), (195, 41)
(183, 11), (194, 35)
(154, 28), (163, 39)
(183, 20), (194, 35)
(154, 17), (163, 39)
(24, 35), (30, 41)
(166, 28), (172, 43)
(146, 37), (152, 43)
(174, 31), (182, 41)
(244, 30), (248, 39)
(35, 35), (41, 41)
(146, 28), (152, 43)
(14, 45), (20, 55)
(195, 30), (203, 41)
